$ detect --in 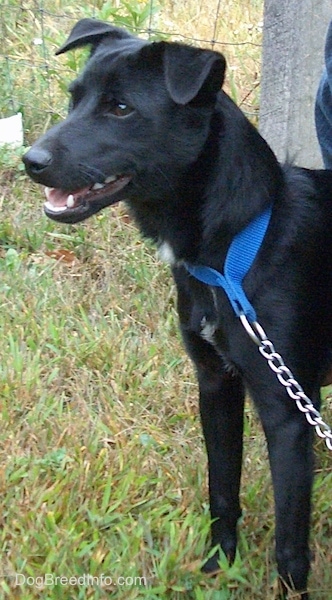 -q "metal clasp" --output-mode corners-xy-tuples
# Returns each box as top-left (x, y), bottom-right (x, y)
(239, 313), (268, 346)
